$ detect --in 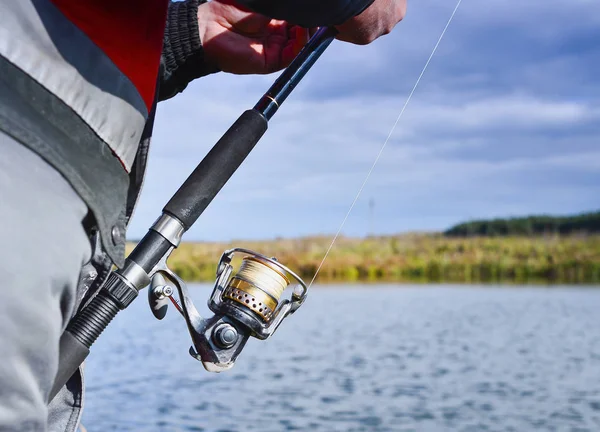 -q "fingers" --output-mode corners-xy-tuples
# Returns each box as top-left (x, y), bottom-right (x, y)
(292, 26), (310, 57)
(263, 23), (308, 73)
(334, 0), (406, 45)
(280, 26), (309, 69)
(201, 1), (310, 76)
